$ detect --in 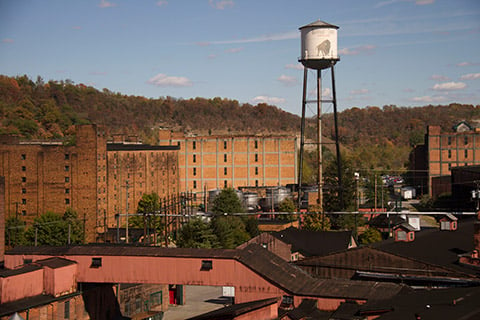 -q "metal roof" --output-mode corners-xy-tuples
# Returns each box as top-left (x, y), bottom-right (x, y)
(299, 20), (339, 30)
